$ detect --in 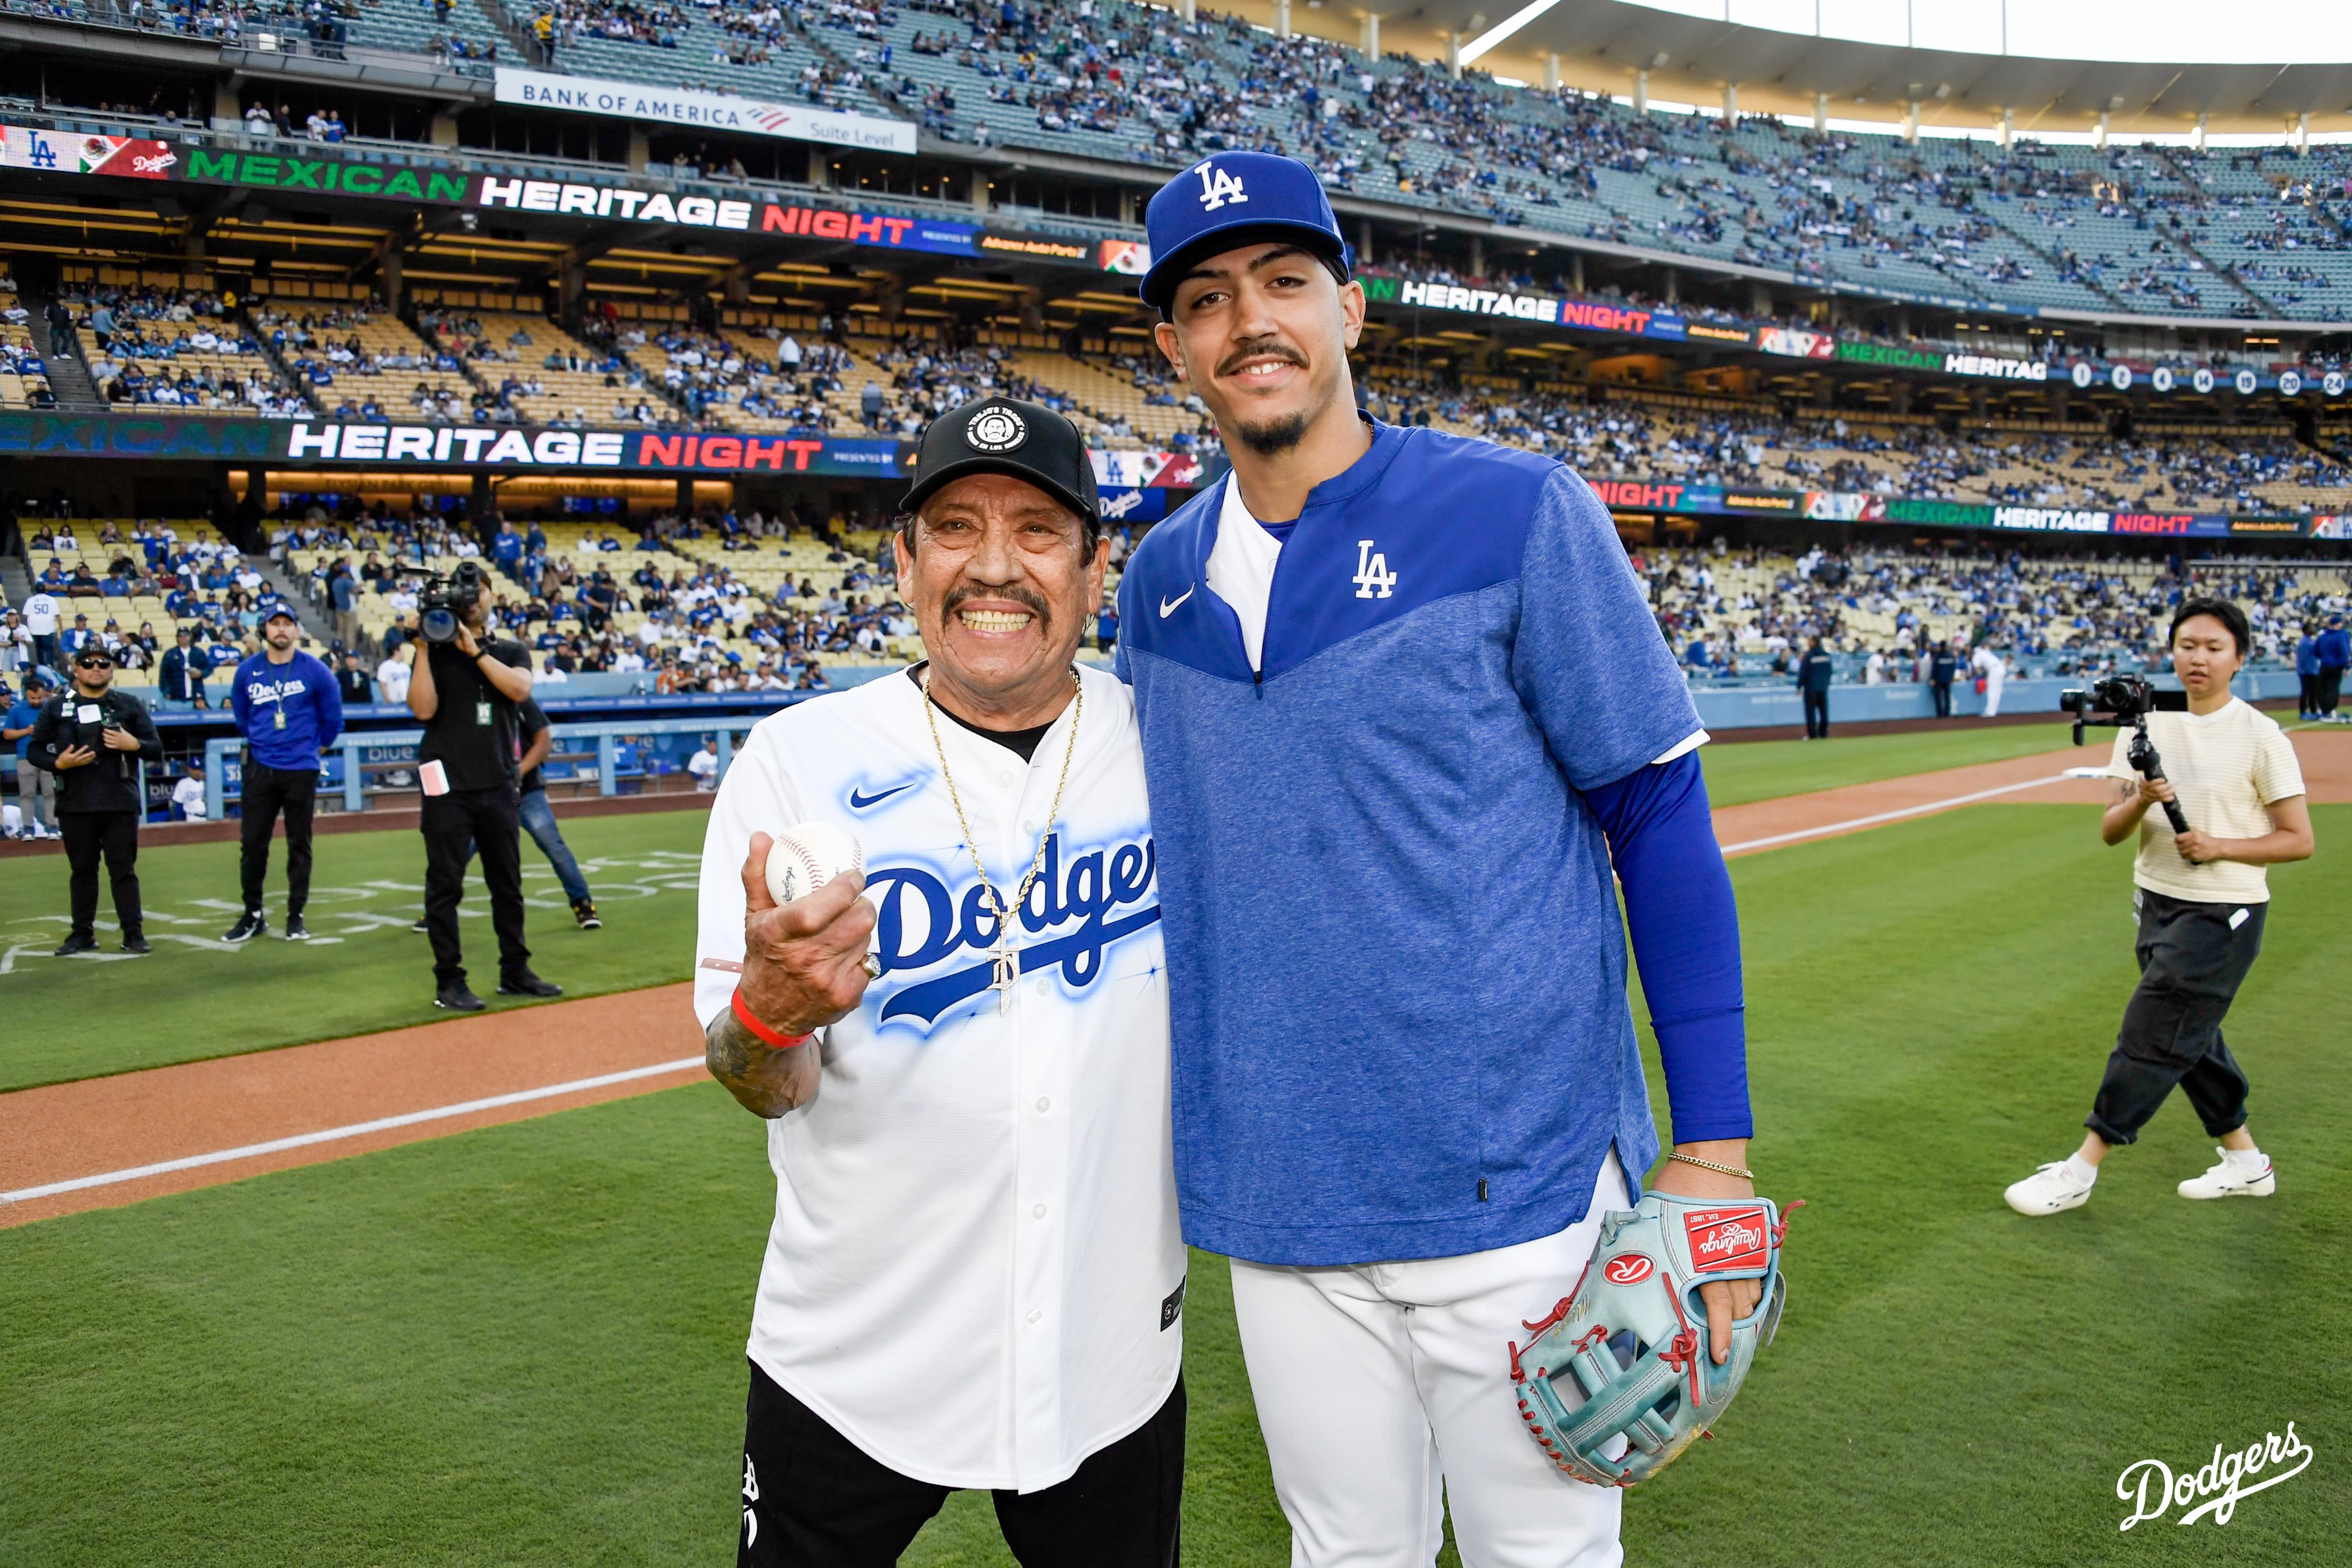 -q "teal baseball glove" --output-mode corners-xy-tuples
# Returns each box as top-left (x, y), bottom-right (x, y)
(1509, 1190), (1800, 1488)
